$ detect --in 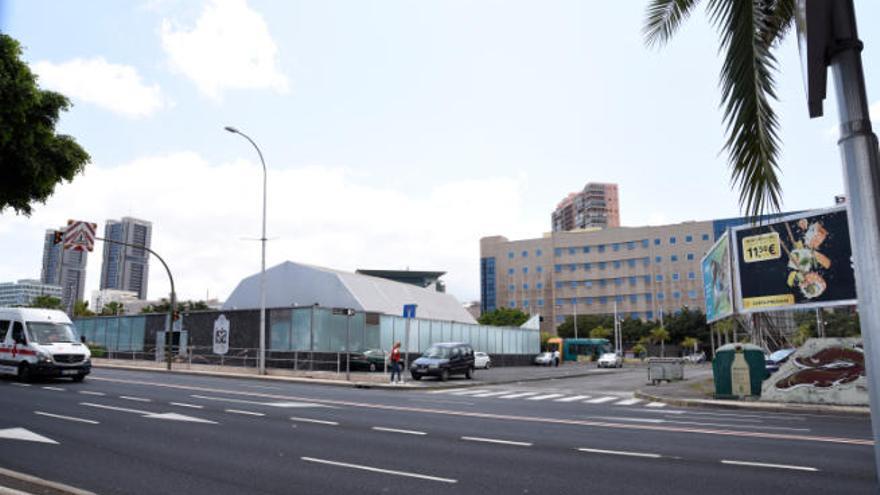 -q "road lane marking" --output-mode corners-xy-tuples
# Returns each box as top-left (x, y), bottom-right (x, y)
(448, 389), (492, 396)
(301, 457), (456, 484)
(372, 427), (427, 436)
(461, 436), (532, 447)
(119, 396), (151, 402)
(35, 411), (99, 425)
(427, 388), (468, 394)
(595, 417), (665, 424)
(80, 402), (150, 415)
(498, 392), (540, 399)
(645, 402), (667, 408)
(578, 448), (662, 459)
(527, 394), (565, 401)
(290, 417), (338, 426)
(191, 394), (325, 408)
(225, 409), (265, 417)
(170, 402), (204, 409)
(554, 395), (592, 402)
(41, 387), (65, 392)
(585, 396), (617, 404)
(10, 383), (30, 387)
(614, 398), (642, 406)
(470, 391), (511, 398)
(721, 460), (818, 472)
(91, 376), (874, 446)
(78, 391), (105, 396)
